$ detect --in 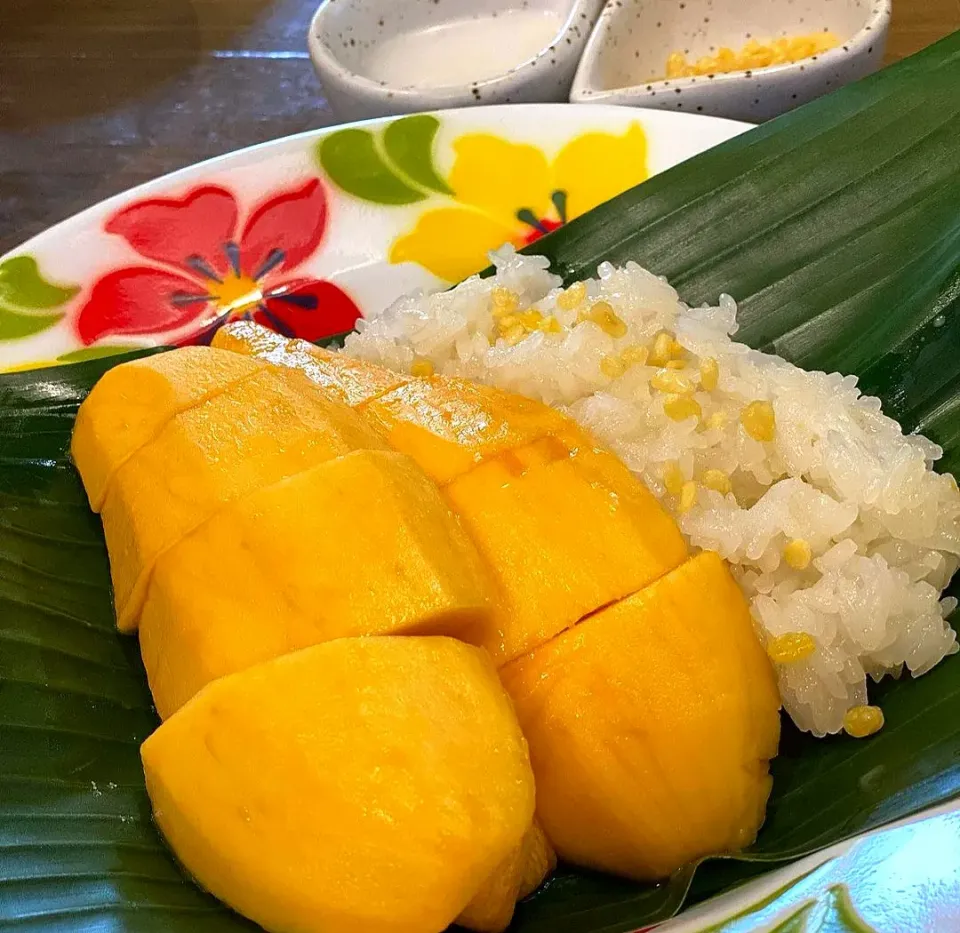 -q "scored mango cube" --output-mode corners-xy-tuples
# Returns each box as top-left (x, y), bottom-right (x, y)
(141, 637), (535, 933)
(213, 322), (572, 485)
(140, 449), (495, 719)
(100, 364), (387, 631)
(500, 551), (781, 881)
(361, 376), (571, 486)
(71, 346), (266, 511)
(212, 321), (412, 407)
(445, 426), (688, 666)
